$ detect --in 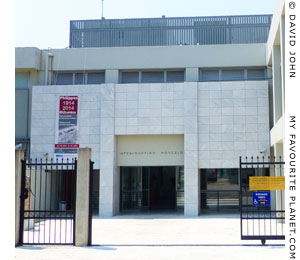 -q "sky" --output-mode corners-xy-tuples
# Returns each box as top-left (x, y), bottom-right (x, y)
(15, 0), (277, 49)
